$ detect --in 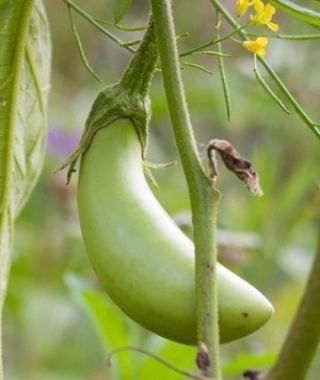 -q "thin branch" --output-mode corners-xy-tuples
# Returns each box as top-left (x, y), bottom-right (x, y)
(179, 23), (248, 58)
(216, 14), (231, 120)
(192, 50), (231, 57)
(107, 346), (210, 380)
(61, 0), (135, 53)
(180, 60), (213, 75)
(253, 56), (289, 115)
(93, 18), (146, 31)
(246, 32), (320, 40)
(121, 39), (141, 47)
(67, 6), (102, 83)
